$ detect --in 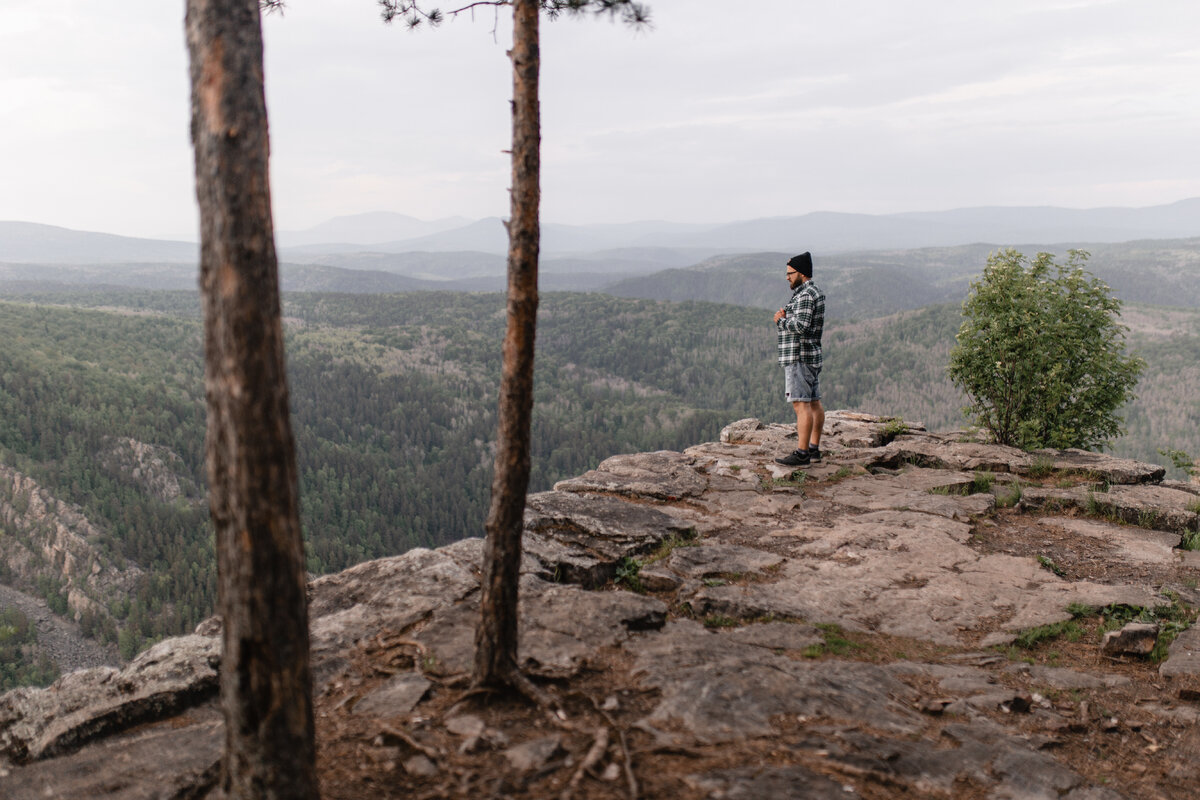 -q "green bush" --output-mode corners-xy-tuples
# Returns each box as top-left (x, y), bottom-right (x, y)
(947, 249), (1143, 451)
